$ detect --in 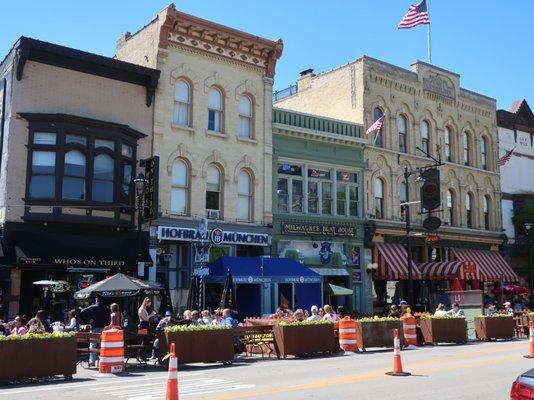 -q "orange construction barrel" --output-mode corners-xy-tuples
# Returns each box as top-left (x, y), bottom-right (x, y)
(99, 328), (125, 374)
(401, 308), (417, 346)
(338, 316), (358, 352)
